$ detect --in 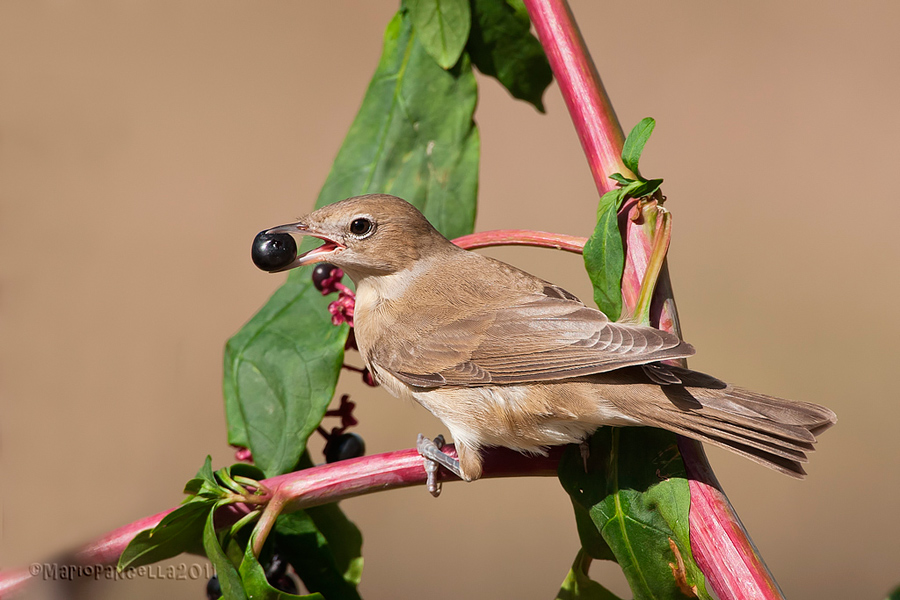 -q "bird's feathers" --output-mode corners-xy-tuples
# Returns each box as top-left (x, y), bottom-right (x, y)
(573, 365), (836, 478)
(361, 253), (694, 388)
(283, 194), (837, 481)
